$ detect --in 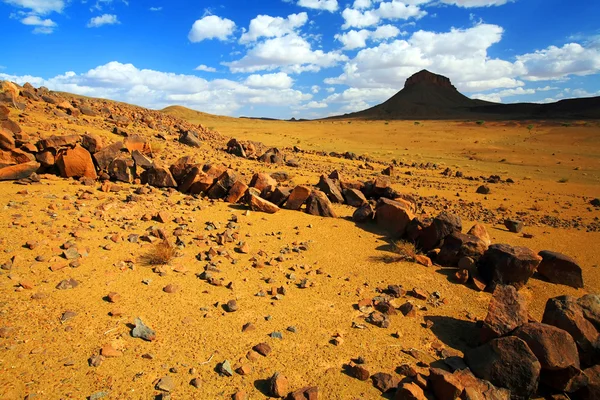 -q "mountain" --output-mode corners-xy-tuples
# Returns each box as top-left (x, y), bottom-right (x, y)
(332, 70), (600, 120)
